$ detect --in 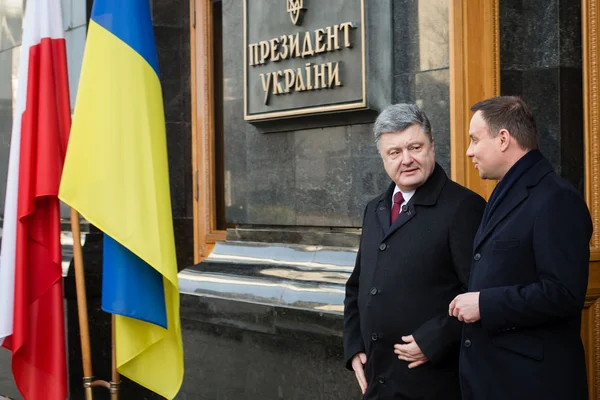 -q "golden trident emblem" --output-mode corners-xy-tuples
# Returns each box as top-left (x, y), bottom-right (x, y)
(287, 0), (306, 25)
